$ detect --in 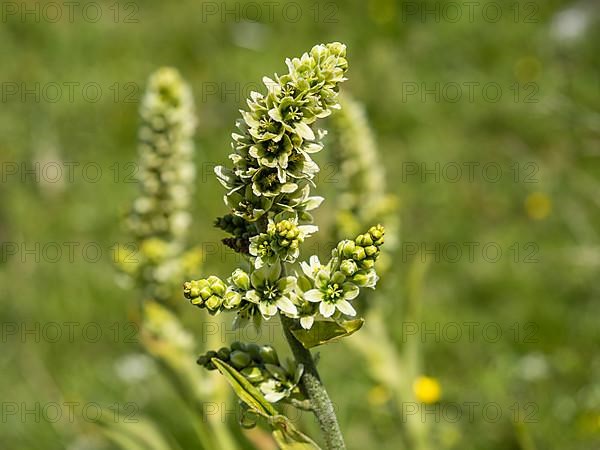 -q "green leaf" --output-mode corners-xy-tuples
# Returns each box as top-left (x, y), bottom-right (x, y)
(211, 359), (322, 448)
(271, 416), (322, 450)
(290, 319), (364, 348)
(211, 358), (277, 416)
